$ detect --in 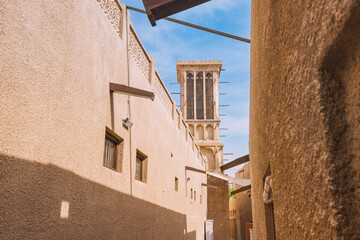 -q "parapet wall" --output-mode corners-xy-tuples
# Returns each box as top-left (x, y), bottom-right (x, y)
(98, 0), (205, 165)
